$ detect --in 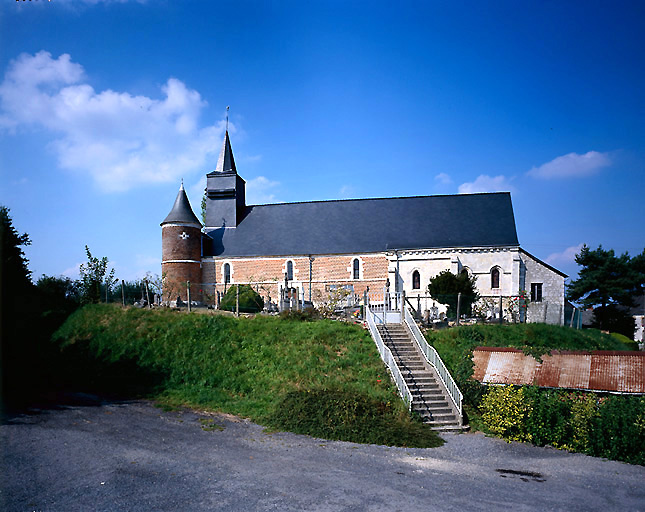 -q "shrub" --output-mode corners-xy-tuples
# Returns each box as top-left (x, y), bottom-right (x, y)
(279, 308), (320, 321)
(523, 387), (572, 448)
(567, 392), (599, 453)
(219, 284), (264, 313)
(479, 385), (531, 442)
(588, 396), (645, 465)
(267, 388), (443, 448)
